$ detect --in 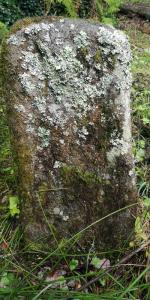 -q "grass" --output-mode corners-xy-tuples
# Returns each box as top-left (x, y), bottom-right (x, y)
(0, 15), (150, 300)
